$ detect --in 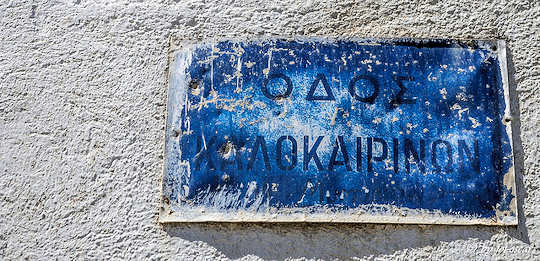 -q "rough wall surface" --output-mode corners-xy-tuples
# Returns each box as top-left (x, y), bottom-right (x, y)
(0, 0), (538, 259)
